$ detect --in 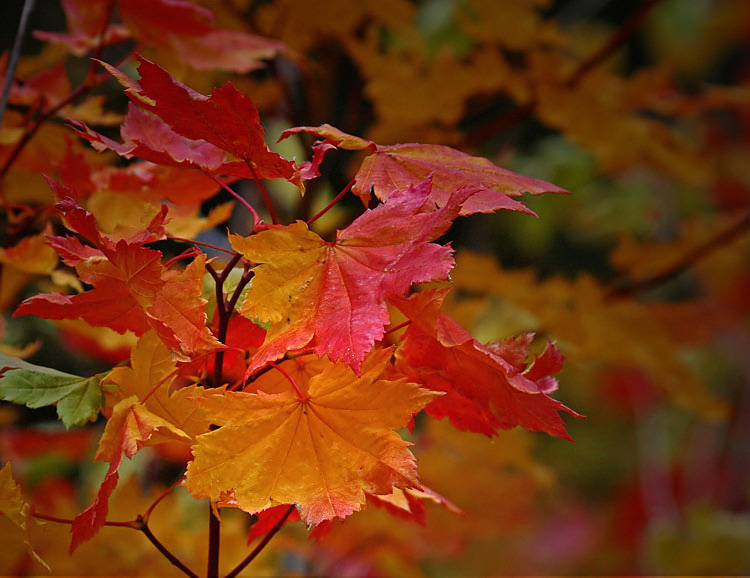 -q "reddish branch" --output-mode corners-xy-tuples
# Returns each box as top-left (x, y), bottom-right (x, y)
(462, 0), (665, 145)
(224, 505), (296, 578)
(32, 506), (199, 578)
